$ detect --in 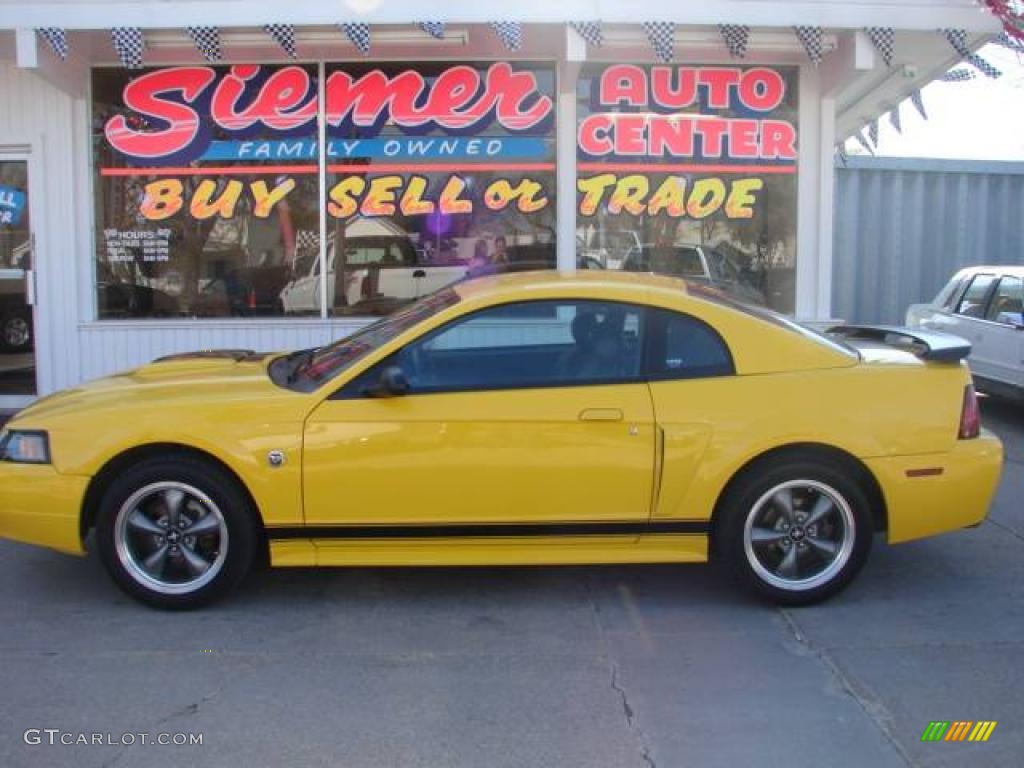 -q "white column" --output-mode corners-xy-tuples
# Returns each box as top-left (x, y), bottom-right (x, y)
(555, 29), (585, 272)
